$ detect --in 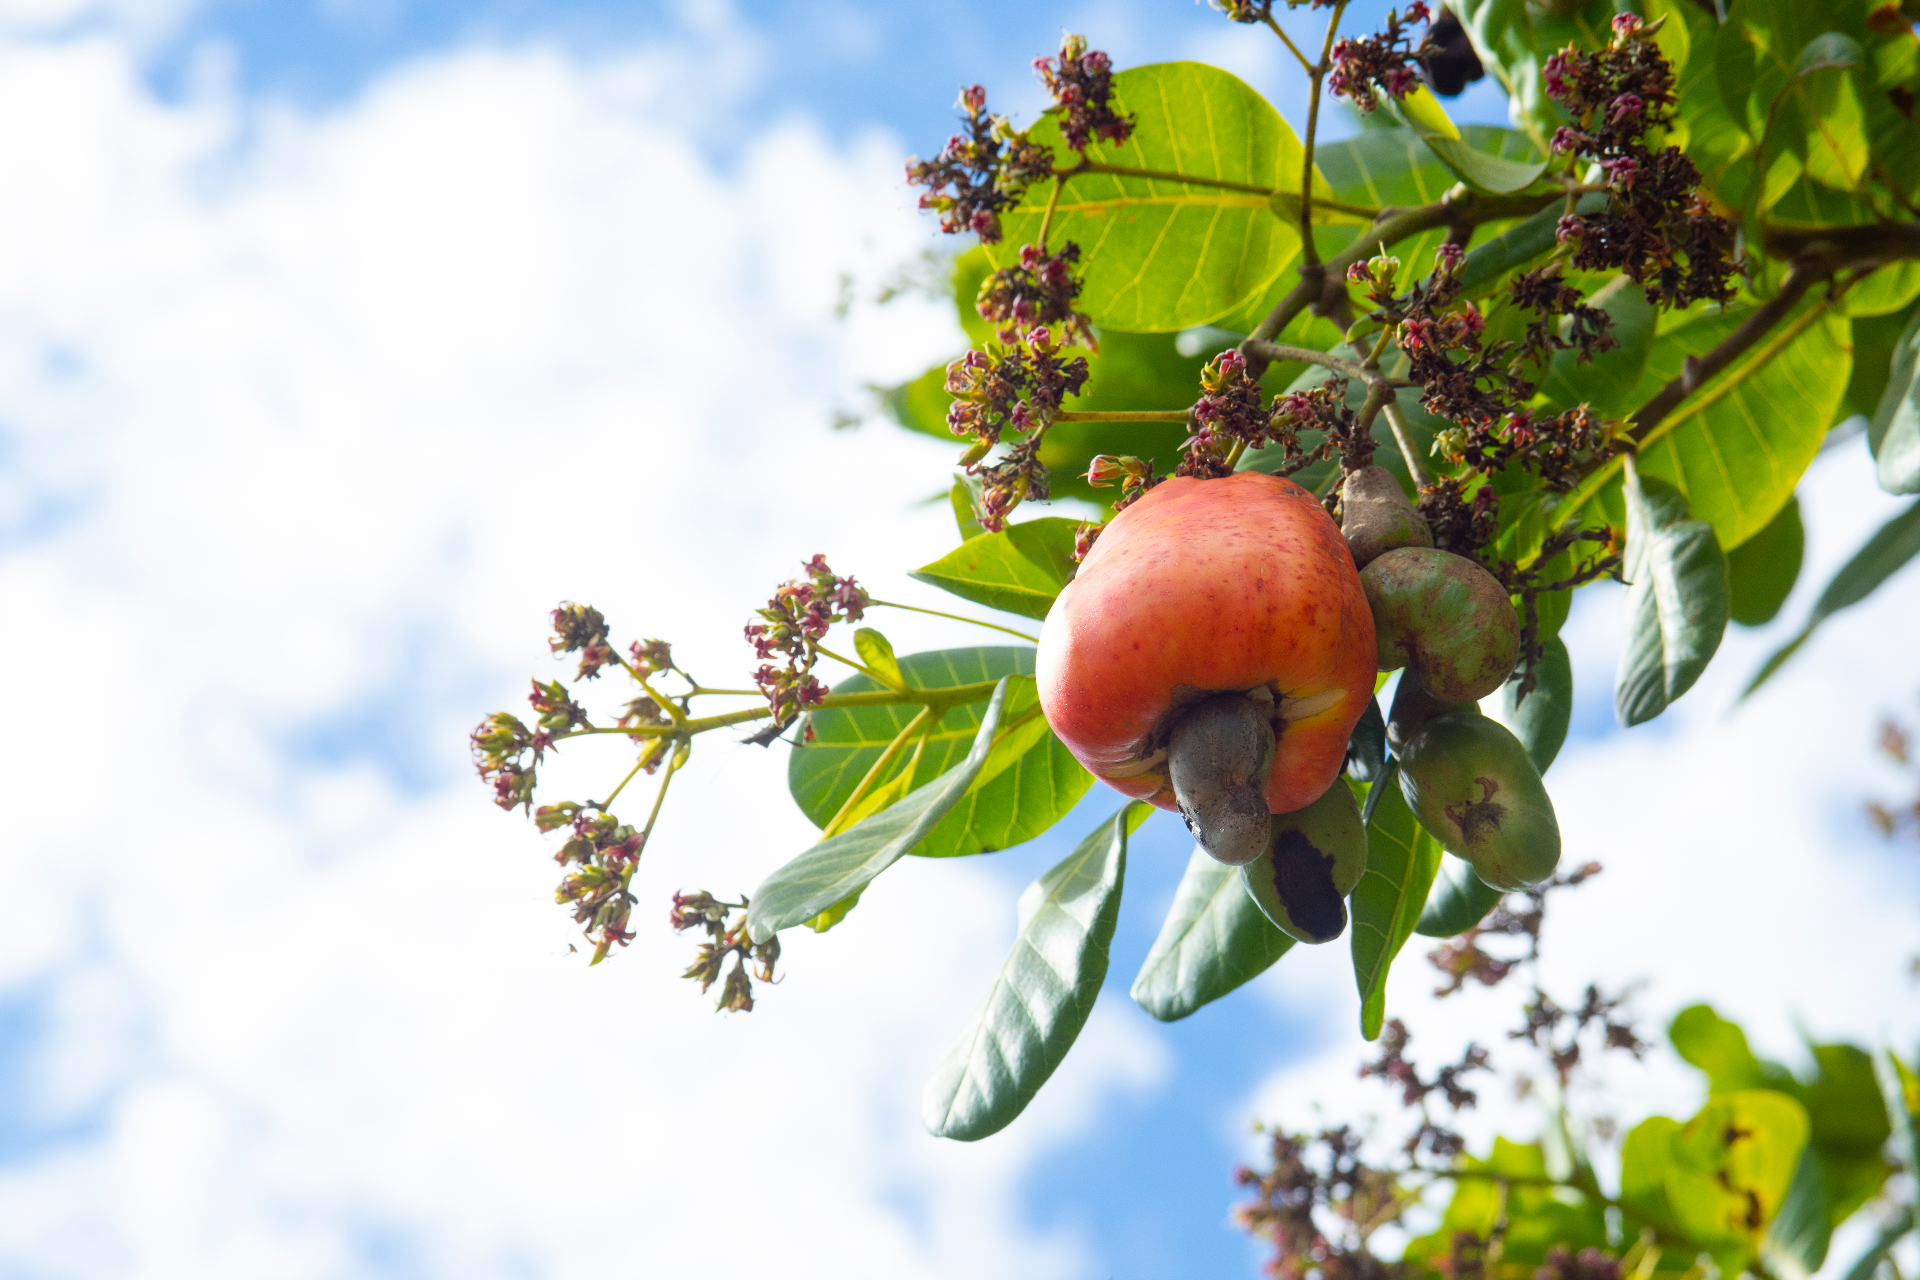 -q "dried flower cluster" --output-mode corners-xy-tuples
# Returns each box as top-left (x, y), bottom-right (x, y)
(1085, 452), (1163, 516)
(744, 556), (870, 728)
(1033, 33), (1135, 152)
(1361, 1019), (1491, 1160)
(904, 85), (1052, 243)
(671, 891), (781, 1012)
(1234, 1125), (1410, 1280)
(1329, 2), (1433, 112)
(1868, 713), (1920, 839)
(946, 326), (1090, 529)
(549, 808), (644, 963)
(975, 241), (1095, 349)
(1547, 16), (1740, 309)
(1172, 351), (1375, 482)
